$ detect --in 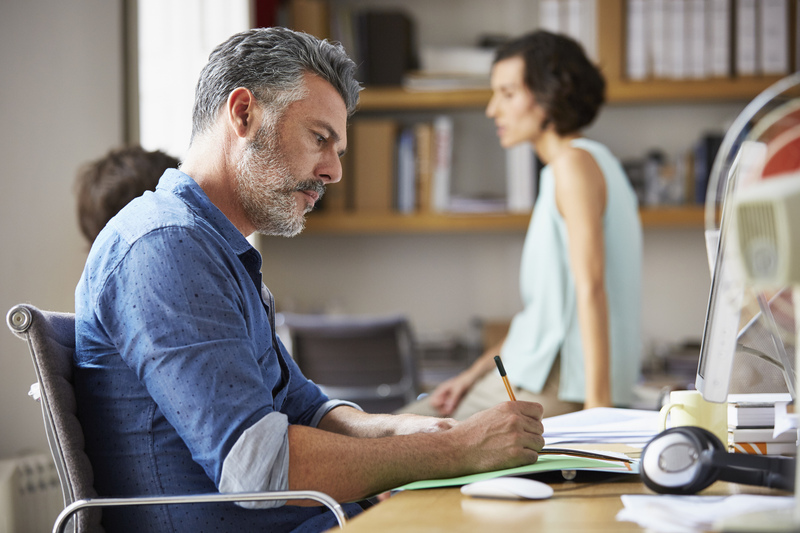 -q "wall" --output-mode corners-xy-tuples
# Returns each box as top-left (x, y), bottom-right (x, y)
(0, 1), (124, 458)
